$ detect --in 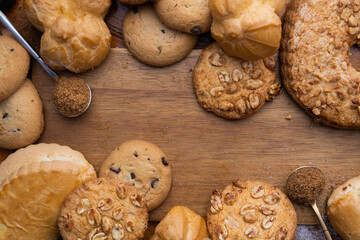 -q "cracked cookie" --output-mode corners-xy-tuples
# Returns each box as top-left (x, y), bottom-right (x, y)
(123, 4), (198, 67)
(206, 180), (297, 240)
(193, 43), (280, 119)
(0, 29), (30, 102)
(99, 140), (172, 211)
(0, 79), (44, 149)
(281, 0), (360, 128)
(153, 0), (212, 34)
(59, 178), (148, 240)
